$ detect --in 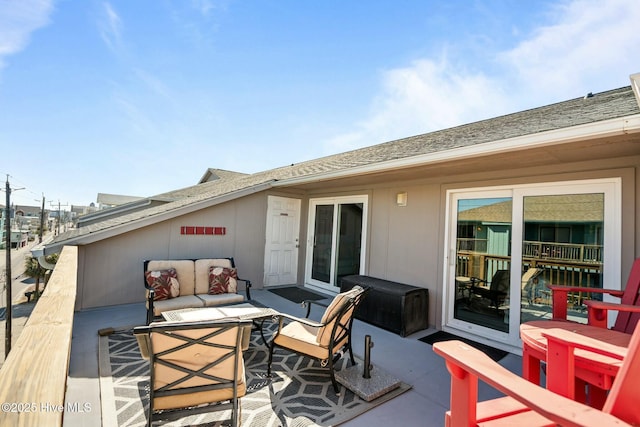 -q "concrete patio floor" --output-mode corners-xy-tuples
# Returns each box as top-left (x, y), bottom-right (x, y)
(64, 288), (523, 426)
